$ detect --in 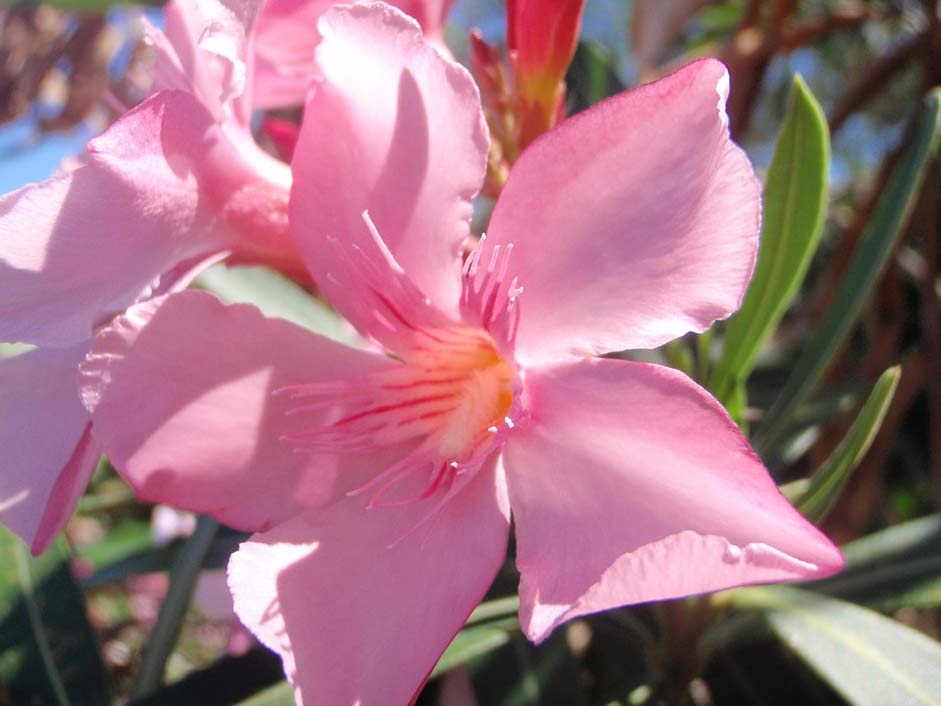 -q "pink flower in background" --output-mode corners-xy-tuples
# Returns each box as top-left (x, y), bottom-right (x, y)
(252, 0), (458, 109)
(0, 0), (300, 553)
(81, 5), (844, 704)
